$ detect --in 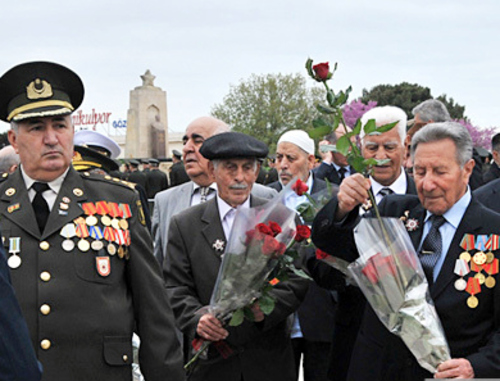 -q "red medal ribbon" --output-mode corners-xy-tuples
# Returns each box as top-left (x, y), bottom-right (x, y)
(460, 234), (475, 251)
(108, 202), (123, 218)
(103, 226), (116, 242)
(465, 277), (481, 295)
(82, 202), (97, 216)
(486, 234), (500, 251)
(95, 201), (110, 216)
(114, 229), (126, 245)
(484, 258), (499, 275)
(123, 230), (131, 246)
(470, 261), (485, 273)
(119, 203), (132, 219)
(75, 223), (89, 238)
